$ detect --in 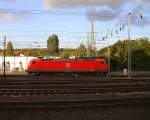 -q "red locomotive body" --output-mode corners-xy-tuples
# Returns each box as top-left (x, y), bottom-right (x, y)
(27, 57), (109, 76)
